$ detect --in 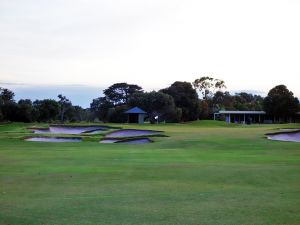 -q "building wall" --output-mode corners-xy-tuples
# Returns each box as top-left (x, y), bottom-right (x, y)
(138, 114), (145, 124)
